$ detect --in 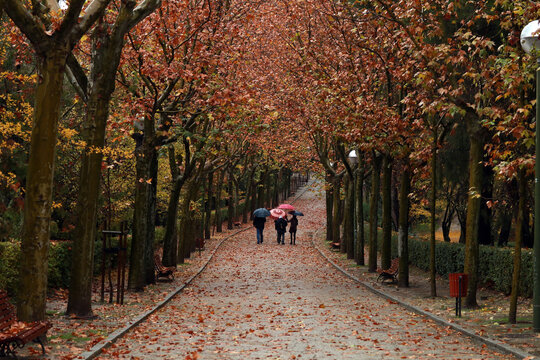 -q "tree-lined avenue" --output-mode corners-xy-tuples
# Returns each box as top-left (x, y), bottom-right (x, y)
(95, 184), (513, 359)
